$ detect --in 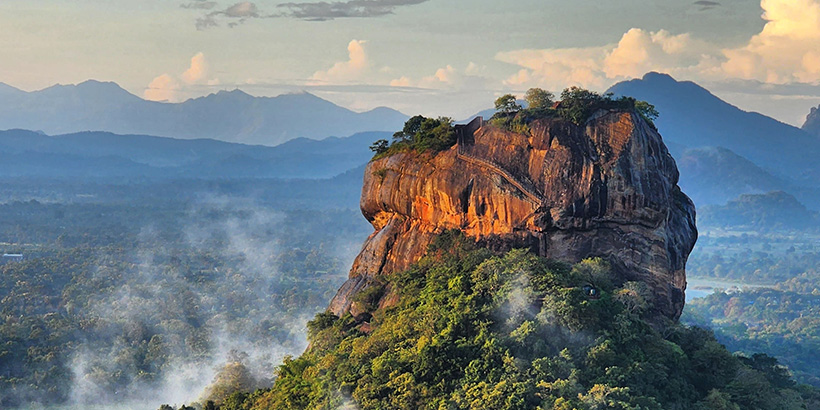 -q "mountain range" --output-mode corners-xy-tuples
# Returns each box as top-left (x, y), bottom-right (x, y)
(608, 73), (820, 185)
(0, 81), (407, 146)
(0, 129), (382, 179)
(607, 73), (820, 211)
(3, 73), (820, 216)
